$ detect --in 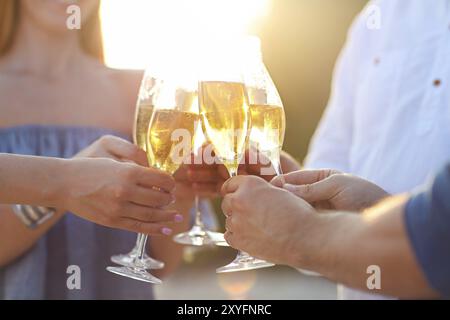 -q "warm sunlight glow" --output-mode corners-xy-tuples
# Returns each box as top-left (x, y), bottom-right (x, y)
(100, 0), (271, 70)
